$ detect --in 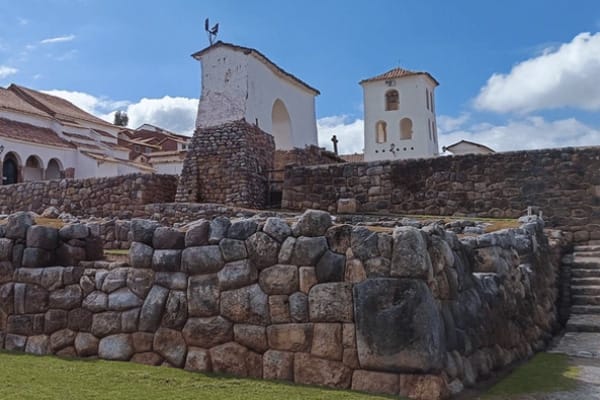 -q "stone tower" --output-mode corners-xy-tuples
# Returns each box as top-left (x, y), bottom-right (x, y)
(360, 67), (439, 162)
